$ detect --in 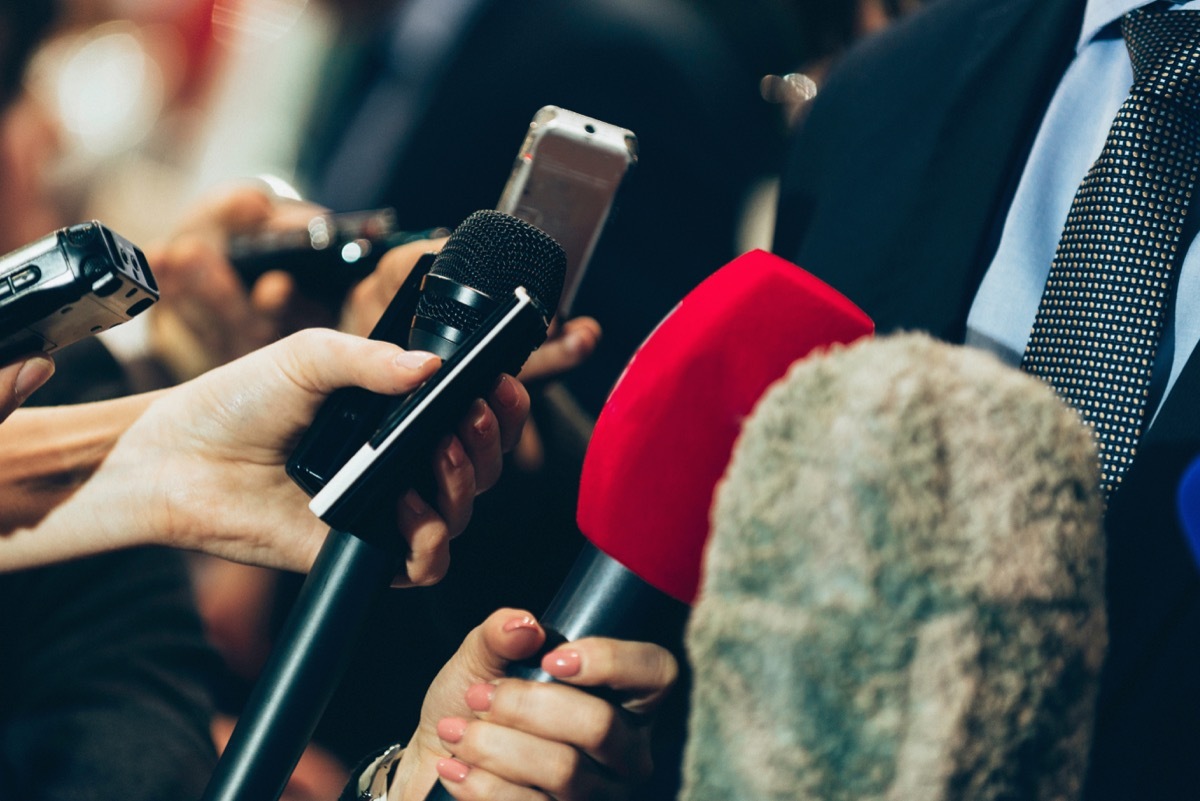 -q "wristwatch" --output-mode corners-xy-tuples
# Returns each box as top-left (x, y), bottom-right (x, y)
(343, 743), (404, 801)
